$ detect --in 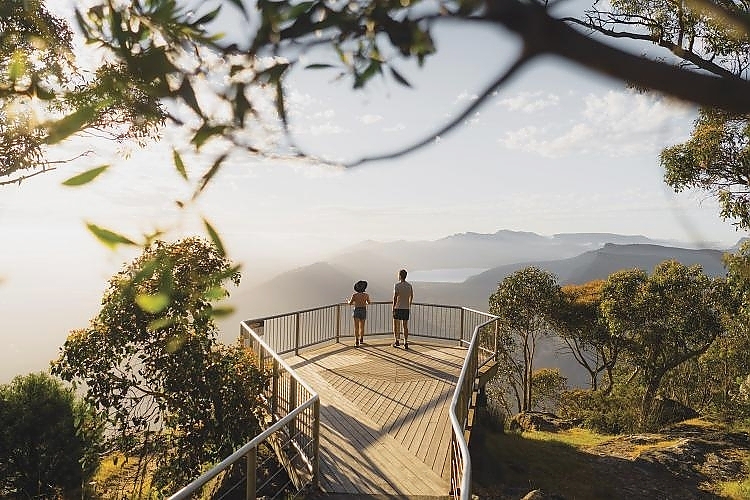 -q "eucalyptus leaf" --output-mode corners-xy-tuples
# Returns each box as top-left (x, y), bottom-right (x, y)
(203, 218), (226, 257)
(62, 165), (109, 186)
(172, 149), (188, 181)
(45, 106), (96, 144)
(194, 153), (228, 198)
(210, 306), (235, 318)
(136, 293), (171, 314)
(86, 223), (137, 249)
(203, 286), (228, 301)
(148, 317), (176, 331)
